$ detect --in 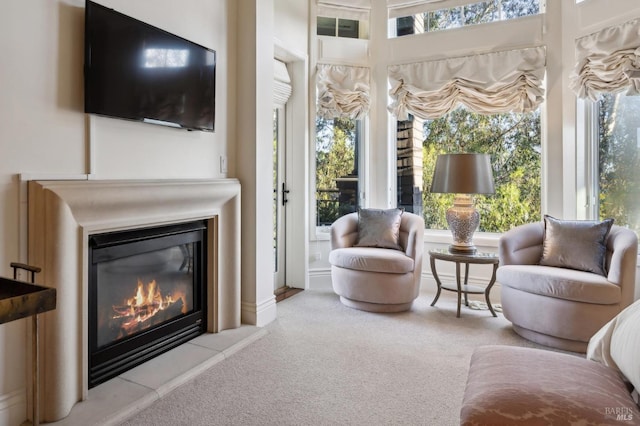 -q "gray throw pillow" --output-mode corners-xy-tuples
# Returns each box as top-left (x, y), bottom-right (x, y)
(539, 215), (614, 276)
(354, 208), (403, 250)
